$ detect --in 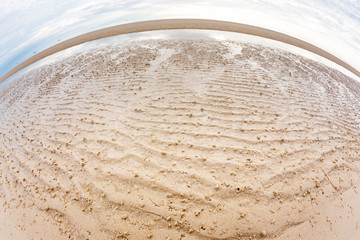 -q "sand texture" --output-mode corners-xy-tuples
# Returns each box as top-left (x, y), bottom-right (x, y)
(1, 19), (360, 84)
(0, 40), (360, 239)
